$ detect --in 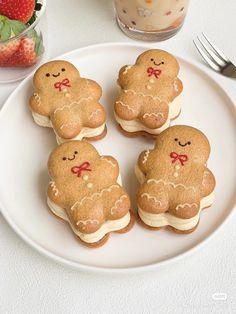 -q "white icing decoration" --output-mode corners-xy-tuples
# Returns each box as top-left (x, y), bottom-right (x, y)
(175, 165), (180, 170)
(110, 195), (128, 215)
(202, 171), (210, 186)
(174, 79), (179, 92)
(71, 184), (120, 210)
(149, 79), (155, 84)
(123, 65), (132, 75)
(142, 150), (150, 164)
(76, 219), (99, 226)
(146, 85), (152, 90)
(83, 175), (89, 181)
(100, 156), (116, 168)
(65, 93), (70, 97)
(59, 122), (76, 130)
(143, 112), (164, 119)
(141, 193), (162, 206)
(176, 203), (198, 211)
(53, 96), (93, 115)
(34, 93), (41, 107)
(89, 109), (102, 120)
(87, 183), (93, 189)
(49, 181), (59, 196)
(124, 89), (162, 102)
(173, 172), (179, 178)
(147, 179), (196, 192)
(115, 101), (135, 113)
